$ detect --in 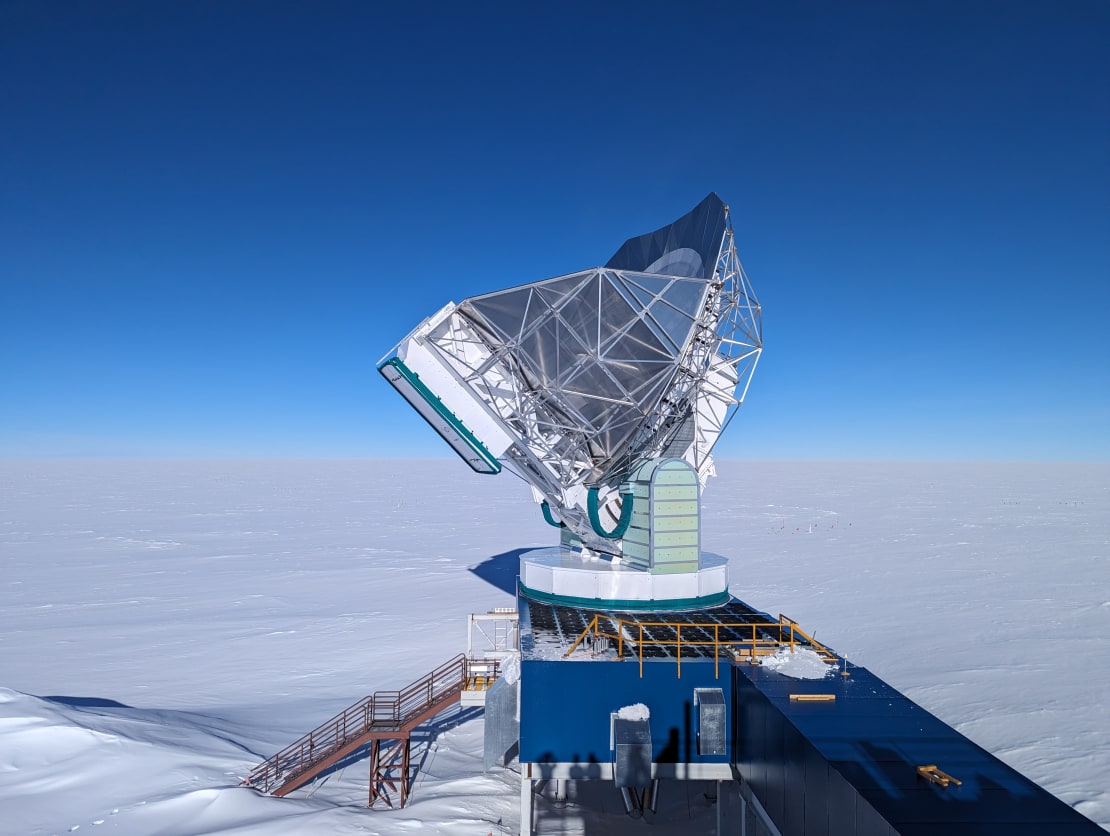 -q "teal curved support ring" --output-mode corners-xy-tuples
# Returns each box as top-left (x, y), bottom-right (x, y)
(540, 501), (566, 529)
(587, 487), (634, 539)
